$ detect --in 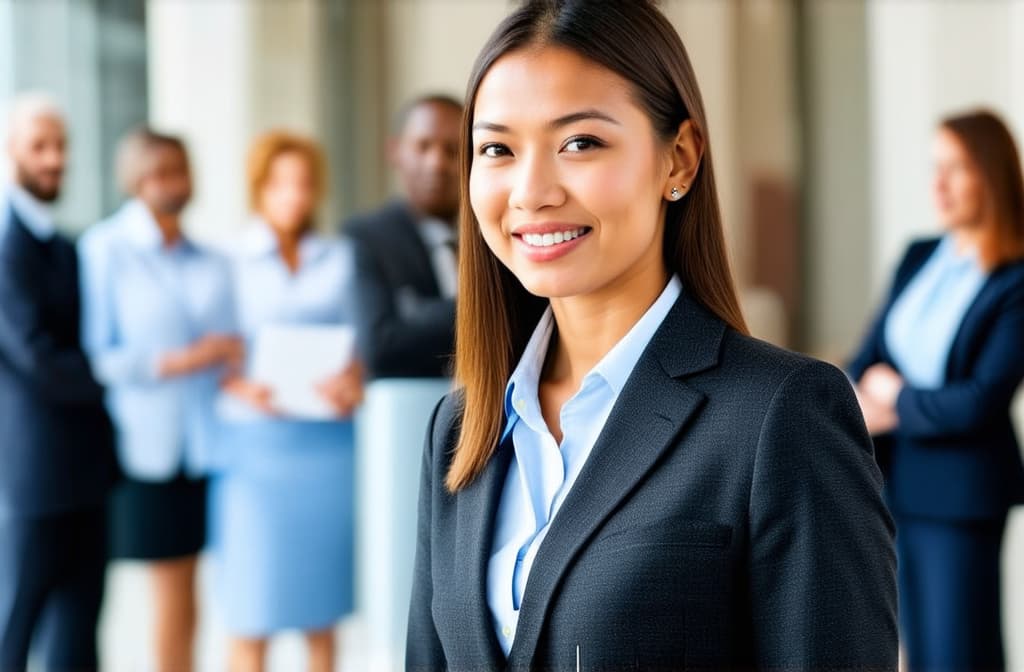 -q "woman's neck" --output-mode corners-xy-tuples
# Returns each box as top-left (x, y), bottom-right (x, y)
(950, 218), (993, 257)
(545, 263), (670, 390)
(272, 225), (303, 273)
